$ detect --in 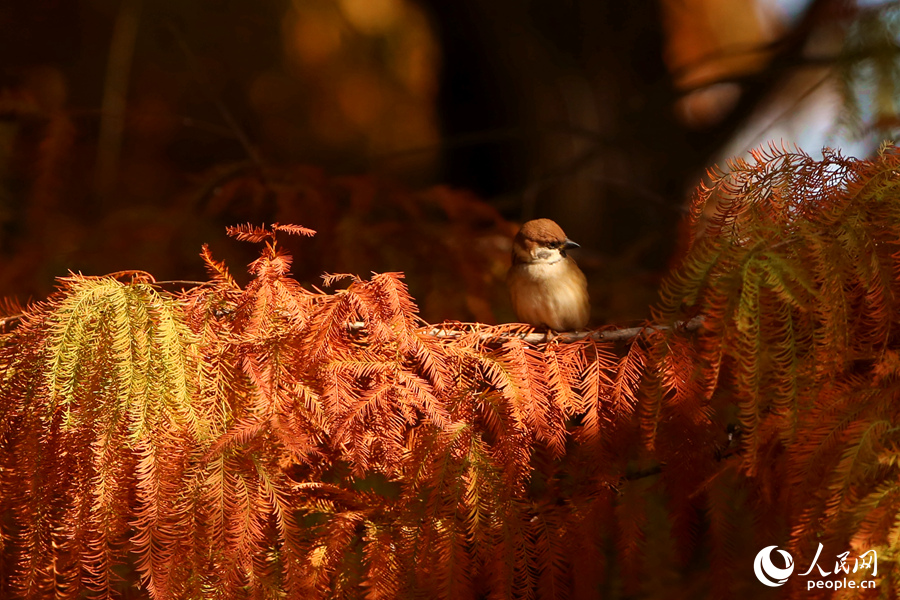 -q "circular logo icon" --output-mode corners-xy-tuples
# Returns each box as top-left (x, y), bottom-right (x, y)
(754, 546), (794, 587)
